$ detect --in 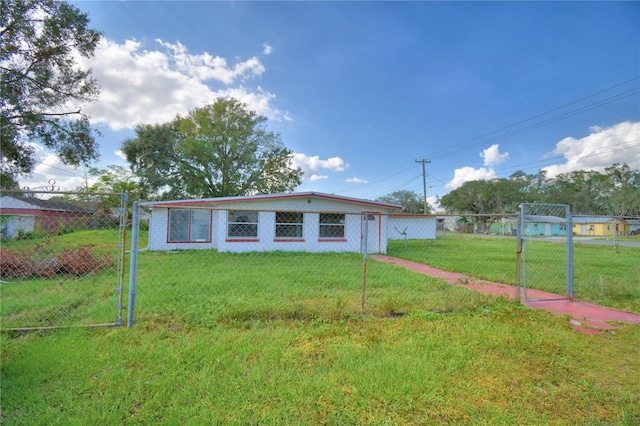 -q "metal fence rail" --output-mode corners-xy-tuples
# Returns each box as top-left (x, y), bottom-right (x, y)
(1, 190), (127, 330)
